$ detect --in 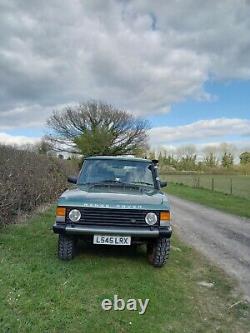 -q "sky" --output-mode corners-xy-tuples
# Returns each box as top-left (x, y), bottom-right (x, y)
(0, 0), (250, 152)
